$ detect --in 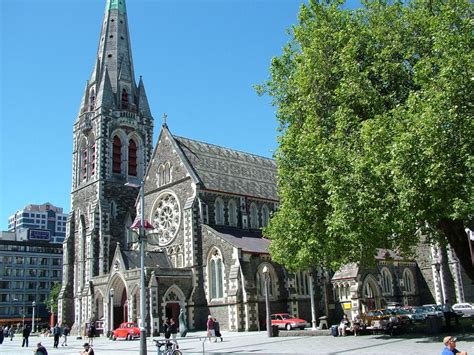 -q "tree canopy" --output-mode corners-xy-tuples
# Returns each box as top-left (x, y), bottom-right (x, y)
(45, 282), (61, 314)
(258, 0), (473, 279)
